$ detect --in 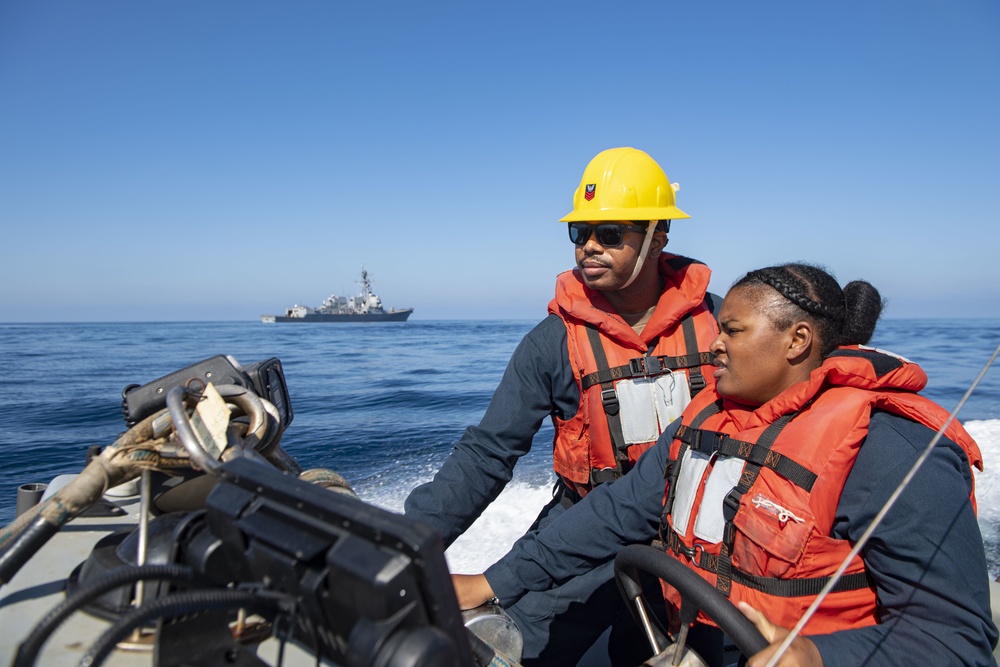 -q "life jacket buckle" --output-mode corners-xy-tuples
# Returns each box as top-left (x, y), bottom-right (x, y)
(688, 371), (706, 395)
(669, 539), (705, 567)
(722, 490), (742, 522)
(601, 388), (620, 415)
(687, 429), (702, 449)
(629, 356), (665, 377)
(590, 468), (619, 487)
(688, 429), (725, 453)
(689, 544), (704, 566)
